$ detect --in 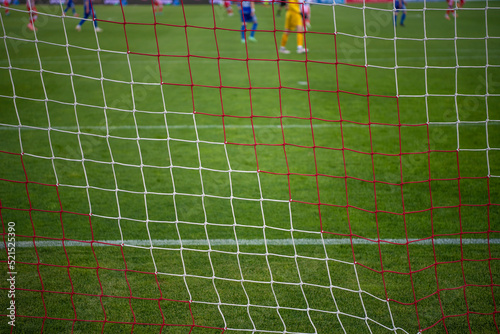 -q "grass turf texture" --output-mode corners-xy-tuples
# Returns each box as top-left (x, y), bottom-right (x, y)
(0, 1), (500, 333)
